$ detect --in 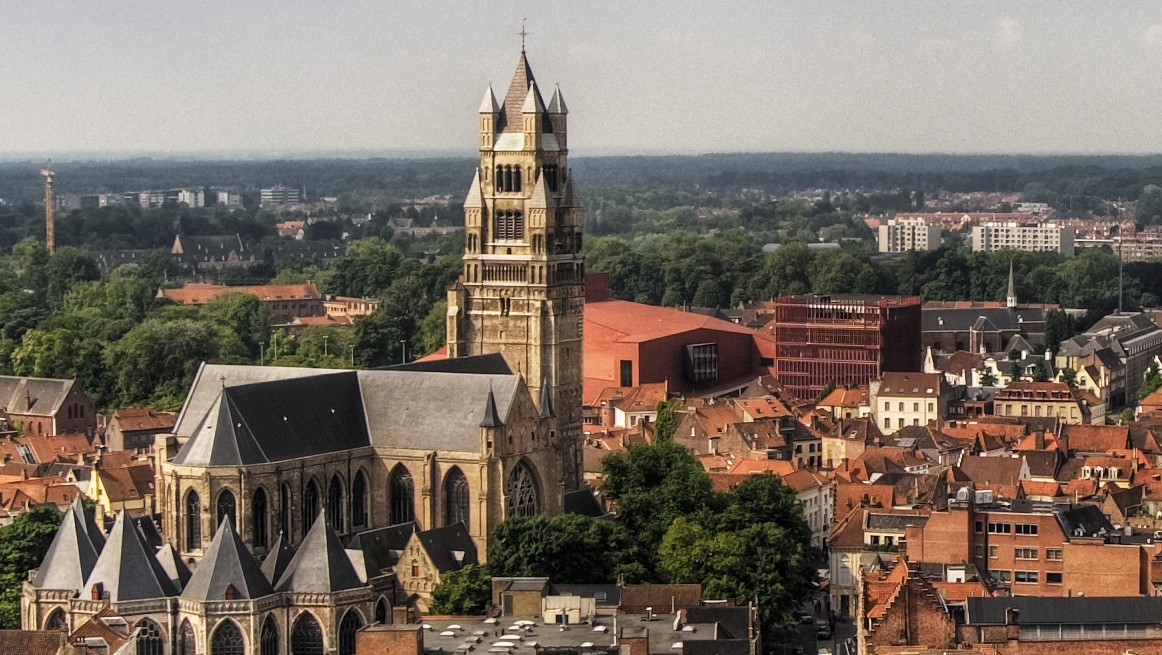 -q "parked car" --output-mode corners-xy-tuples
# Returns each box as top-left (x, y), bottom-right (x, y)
(800, 612), (815, 624)
(816, 622), (832, 640)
